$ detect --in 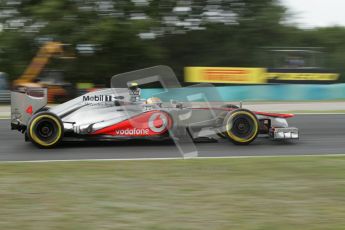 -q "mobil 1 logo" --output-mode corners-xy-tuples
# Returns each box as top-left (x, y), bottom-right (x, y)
(82, 94), (114, 105)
